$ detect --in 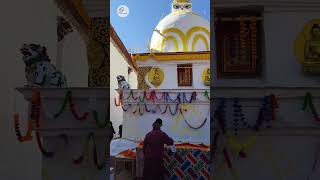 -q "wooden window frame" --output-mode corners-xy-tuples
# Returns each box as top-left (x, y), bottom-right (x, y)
(177, 64), (193, 86)
(215, 7), (264, 78)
